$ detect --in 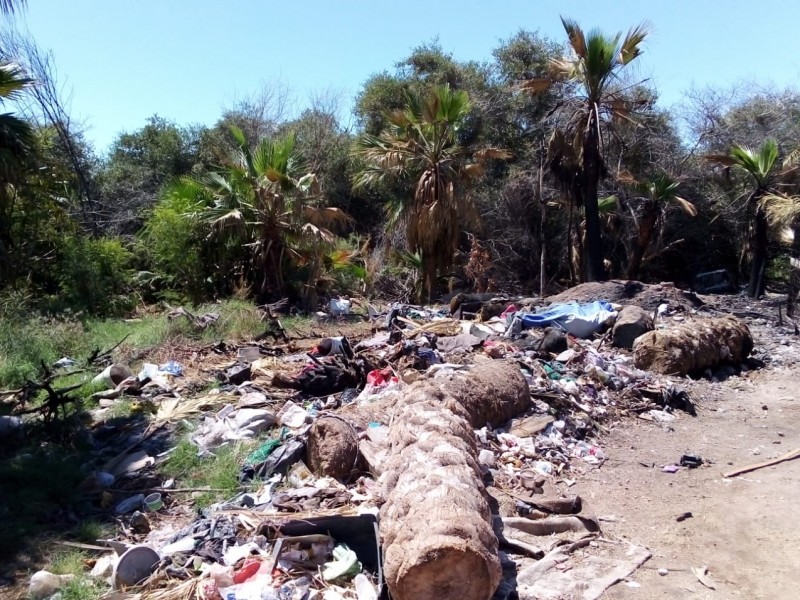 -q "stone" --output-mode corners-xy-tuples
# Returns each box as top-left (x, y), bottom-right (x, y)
(612, 306), (654, 349)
